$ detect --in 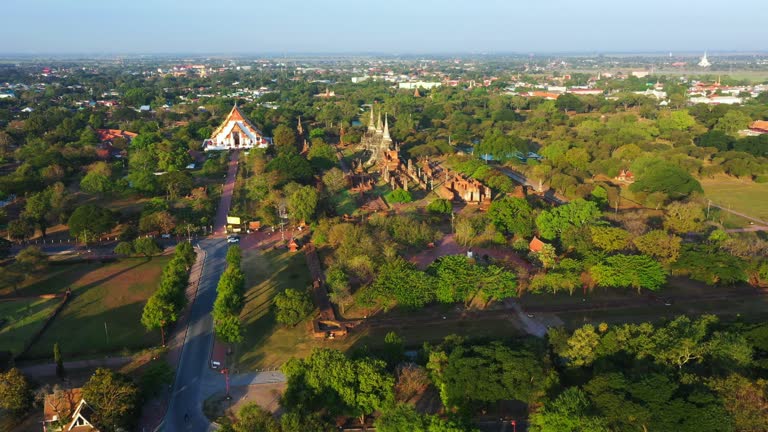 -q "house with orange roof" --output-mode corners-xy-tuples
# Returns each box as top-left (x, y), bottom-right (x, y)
(529, 236), (546, 253)
(43, 388), (101, 432)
